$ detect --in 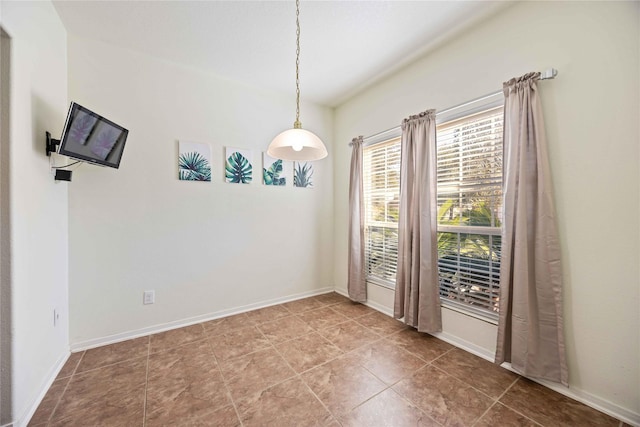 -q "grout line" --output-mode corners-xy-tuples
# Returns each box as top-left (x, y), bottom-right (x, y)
(387, 378), (445, 426)
(206, 337), (245, 427)
(471, 400), (498, 426)
(492, 378), (546, 427)
(141, 336), (151, 427)
(387, 387), (445, 427)
(427, 353), (538, 427)
(43, 352), (82, 426)
(495, 376), (520, 403)
(73, 352), (156, 376)
(299, 373), (338, 423)
(51, 297), (624, 427)
(267, 320), (369, 424)
(429, 346), (456, 364)
(428, 364), (497, 403)
(74, 333), (206, 377)
(471, 399), (498, 426)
